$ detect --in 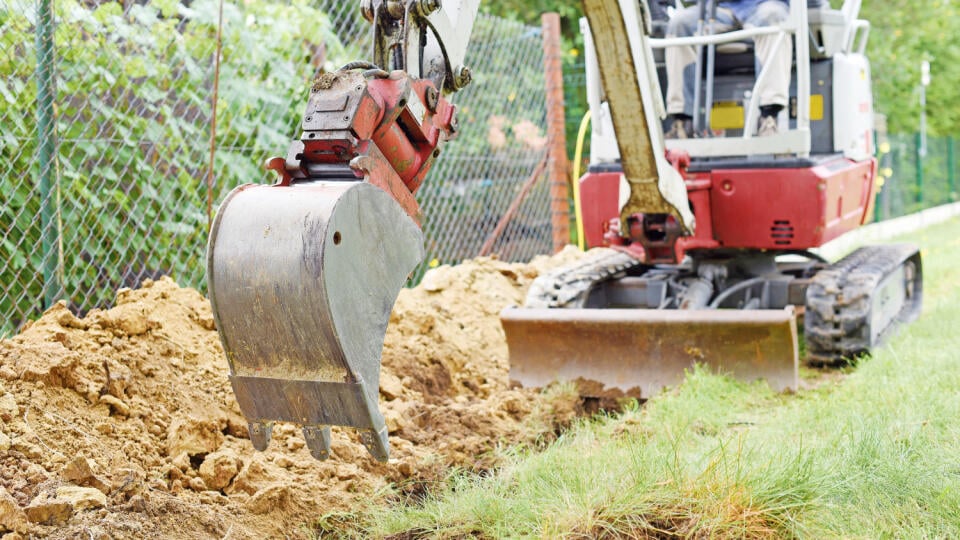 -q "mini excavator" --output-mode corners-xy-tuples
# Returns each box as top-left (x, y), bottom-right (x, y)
(207, 0), (922, 462)
(502, 0), (921, 400)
